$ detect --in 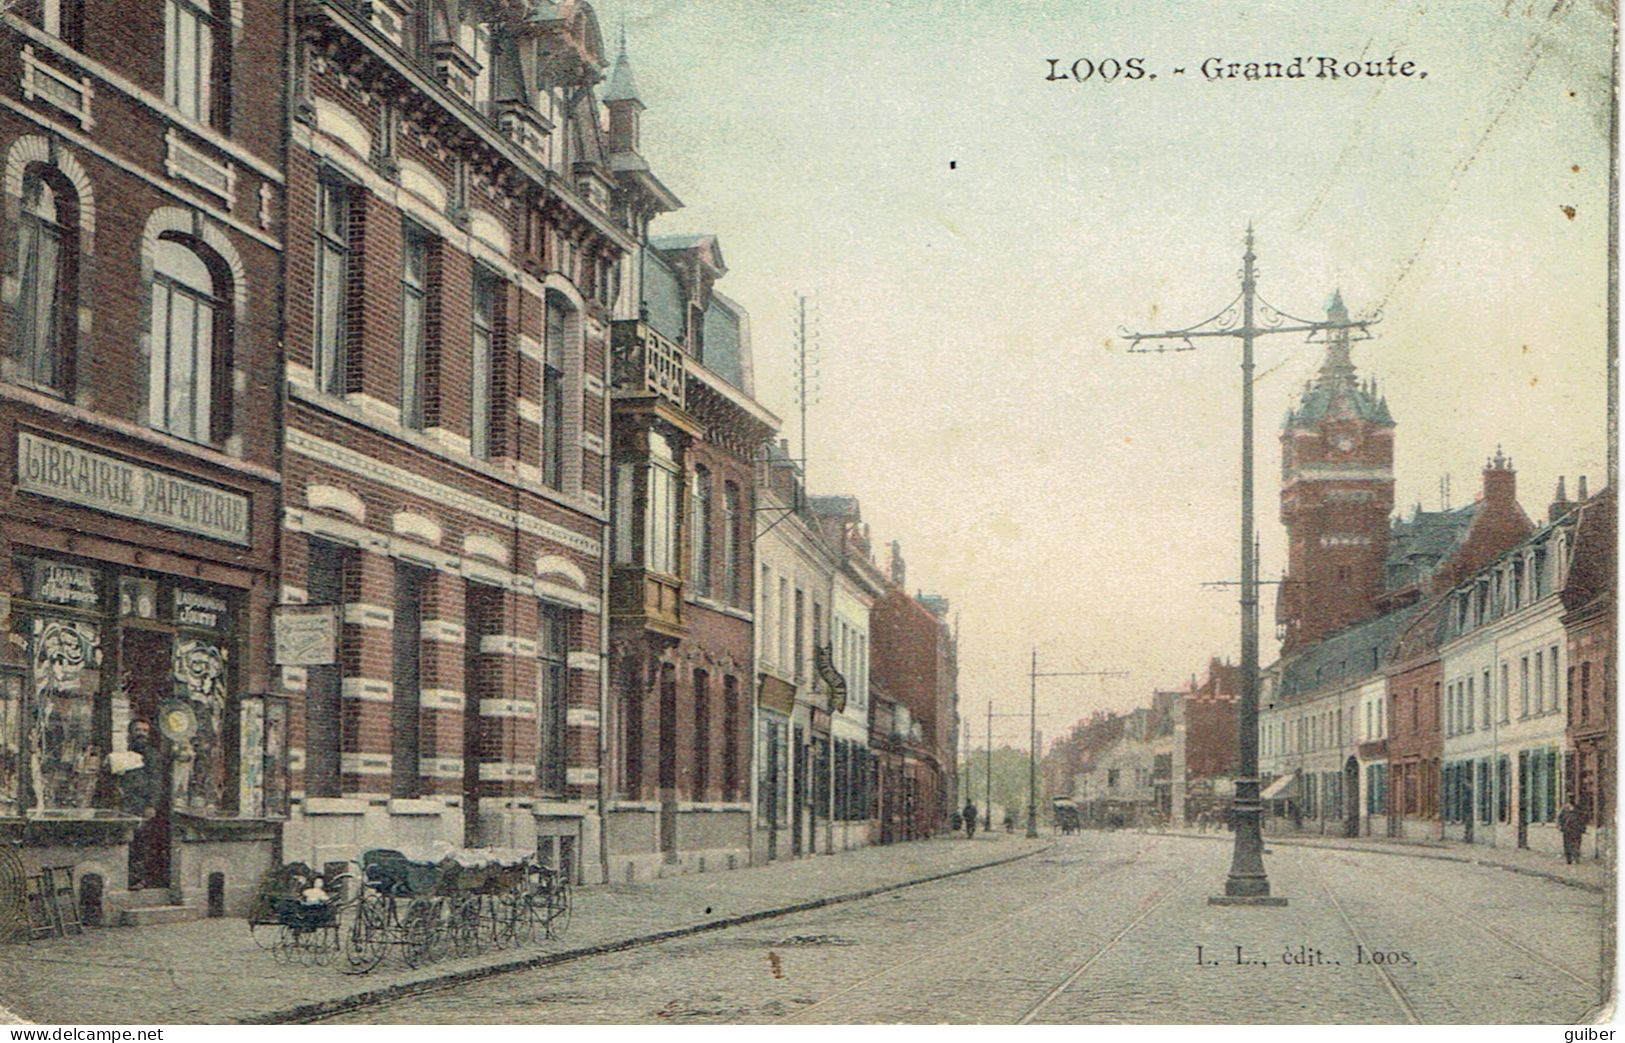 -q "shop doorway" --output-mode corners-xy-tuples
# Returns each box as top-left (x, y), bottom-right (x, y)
(1344, 756), (1360, 838)
(123, 628), (172, 891)
(791, 727), (805, 857)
